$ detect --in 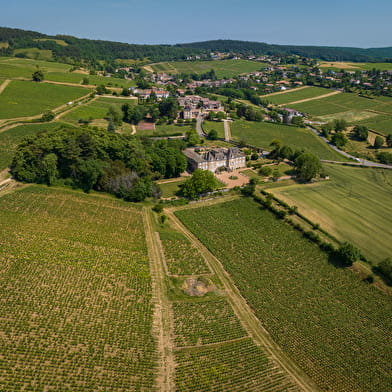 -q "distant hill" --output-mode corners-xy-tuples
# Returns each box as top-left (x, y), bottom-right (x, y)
(176, 40), (392, 62)
(1, 26), (391, 64)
